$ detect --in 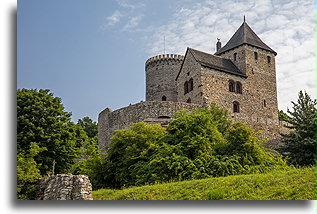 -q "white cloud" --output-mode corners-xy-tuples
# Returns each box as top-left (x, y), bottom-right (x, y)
(122, 15), (143, 32)
(146, 0), (316, 111)
(116, 0), (145, 9)
(104, 10), (123, 27)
